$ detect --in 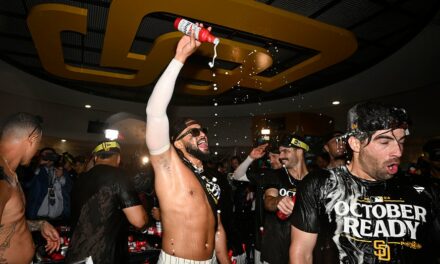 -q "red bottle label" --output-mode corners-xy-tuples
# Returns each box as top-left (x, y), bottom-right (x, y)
(276, 195), (296, 220)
